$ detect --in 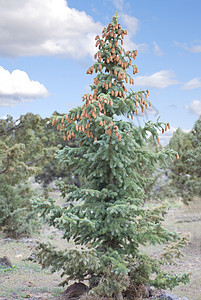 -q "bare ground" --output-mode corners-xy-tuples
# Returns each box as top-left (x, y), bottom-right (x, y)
(163, 198), (201, 300)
